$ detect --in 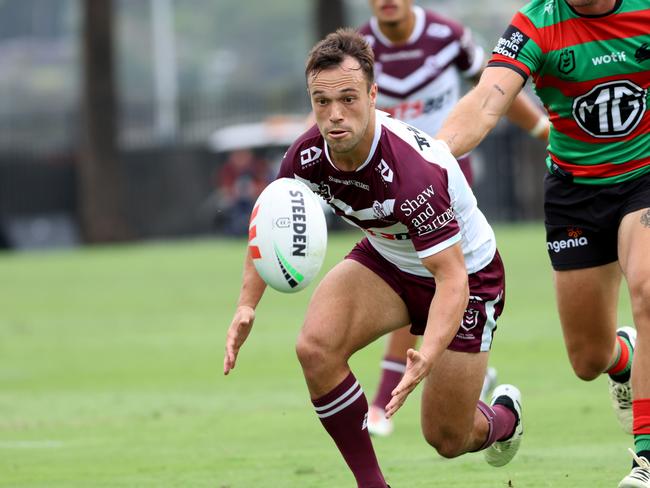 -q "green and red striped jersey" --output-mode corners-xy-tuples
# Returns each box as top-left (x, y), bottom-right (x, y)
(488, 0), (649, 185)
